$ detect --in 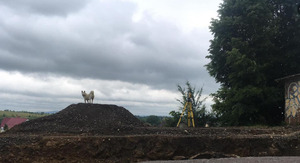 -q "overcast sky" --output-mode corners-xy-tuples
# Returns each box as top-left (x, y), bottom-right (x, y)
(0, 0), (222, 115)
